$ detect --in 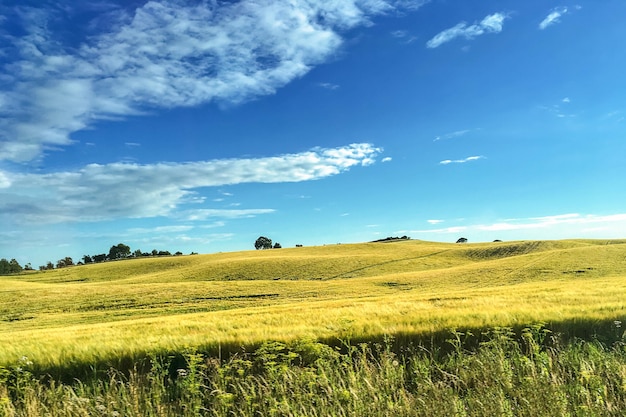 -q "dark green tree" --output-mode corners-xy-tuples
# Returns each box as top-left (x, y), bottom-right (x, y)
(255, 236), (273, 250)
(0, 258), (23, 274)
(93, 254), (107, 263)
(82, 255), (93, 264)
(108, 243), (131, 260)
